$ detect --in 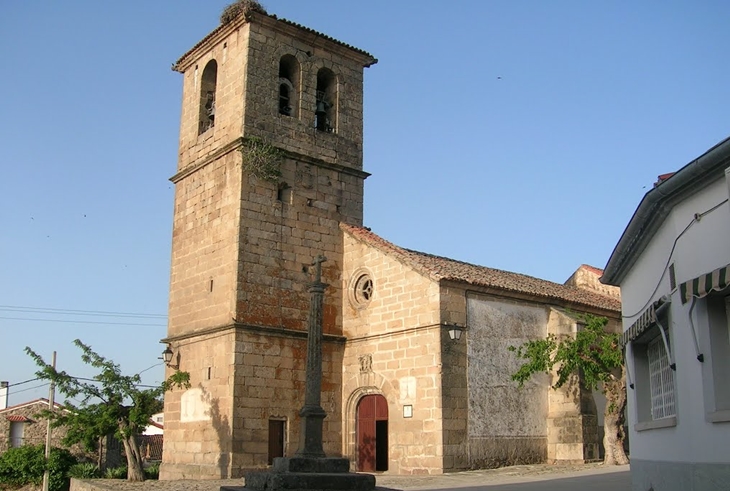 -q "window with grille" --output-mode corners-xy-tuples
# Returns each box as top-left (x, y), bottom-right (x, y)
(629, 301), (678, 430)
(648, 336), (676, 419)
